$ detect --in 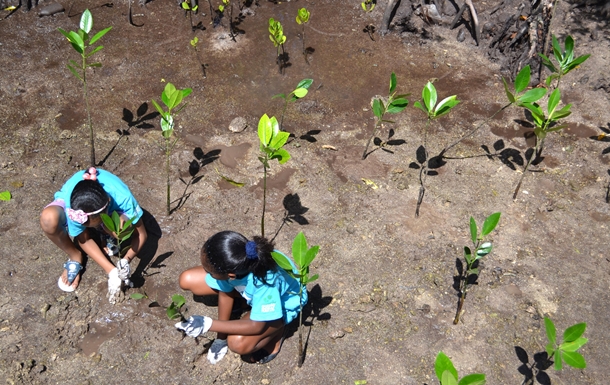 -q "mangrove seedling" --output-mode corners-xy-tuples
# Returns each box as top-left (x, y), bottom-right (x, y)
(295, 8), (310, 62)
(539, 35), (590, 89)
(435, 352), (486, 385)
(272, 78), (313, 131)
(453, 212), (500, 324)
(257, 113), (291, 237)
(100, 211), (136, 258)
(58, 9), (112, 167)
(362, 72), (409, 159)
(269, 18), (287, 73)
(544, 317), (588, 371)
(412, 81), (459, 216)
(181, 0), (203, 31)
(361, 0), (376, 12)
(272, 231), (319, 367)
(152, 82), (193, 215)
(190, 37), (207, 78)
(167, 294), (187, 321)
